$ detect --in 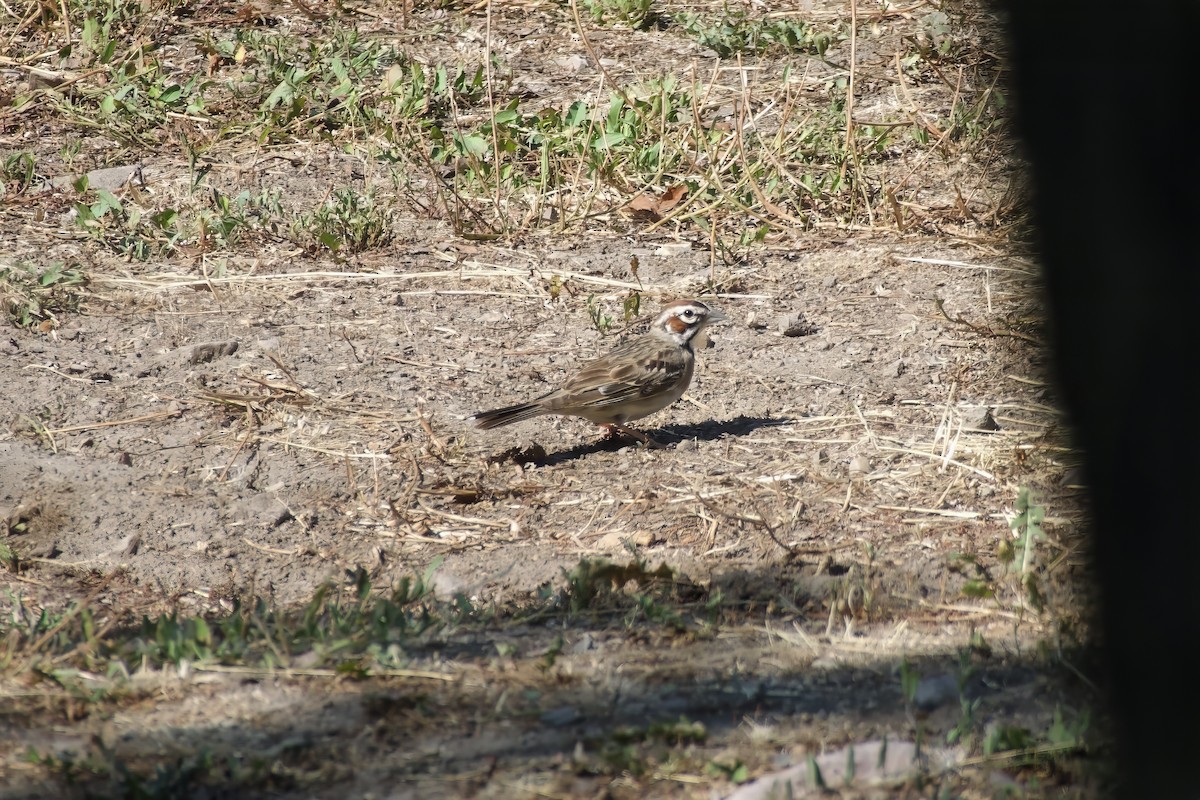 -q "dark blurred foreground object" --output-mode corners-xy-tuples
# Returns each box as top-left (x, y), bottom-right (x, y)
(1001, 3), (1200, 797)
